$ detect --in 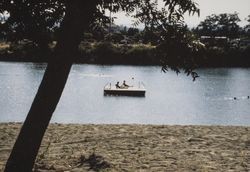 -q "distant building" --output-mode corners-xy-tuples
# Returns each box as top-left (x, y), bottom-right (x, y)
(200, 36), (228, 47)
